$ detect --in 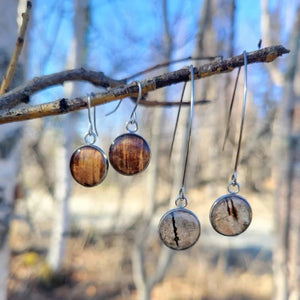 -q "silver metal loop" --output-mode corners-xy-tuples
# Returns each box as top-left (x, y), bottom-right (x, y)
(84, 131), (97, 145)
(126, 120), (138, 133)
(175, 196), (188, 208)
(227, 181), (240, 194)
